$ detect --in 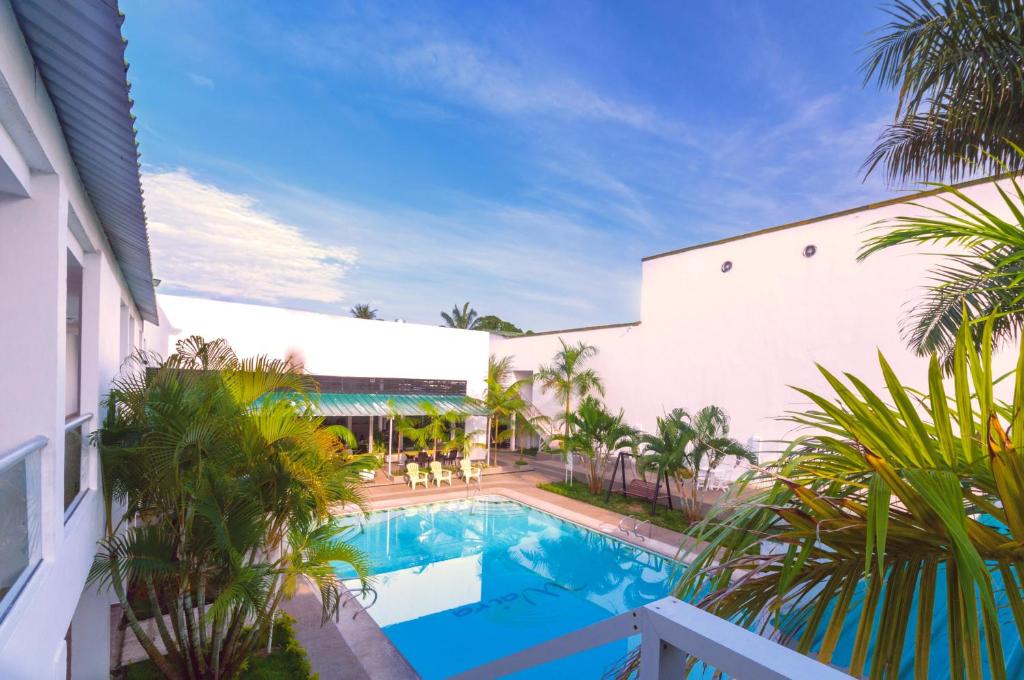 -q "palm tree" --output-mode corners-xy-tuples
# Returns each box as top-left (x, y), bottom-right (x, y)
(350, 303), (378, 319)
(405, 401), (454, 456)
(682, 405), (755, 519)
(441, 302), (479, 329)
(90, 336), (371, 679)
(861, 0), (1024, 184)
(483, 354), (539, 465)
(550, 397), (635, 494)
(859, 154), (1024, 367)
(636, 409), (693, 511)
(535, 339), (604, 448)
(673, 320), (1024, 679)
